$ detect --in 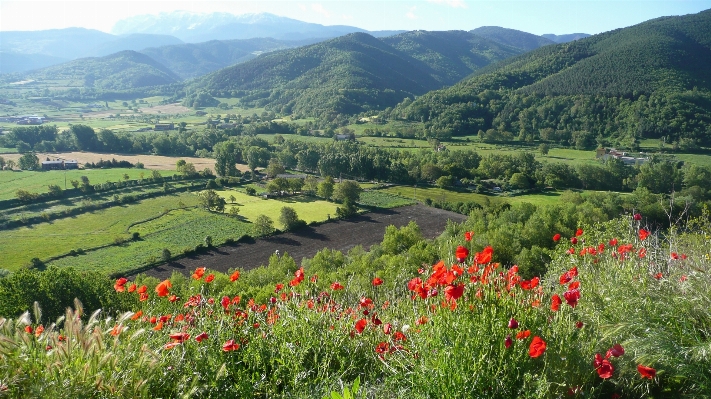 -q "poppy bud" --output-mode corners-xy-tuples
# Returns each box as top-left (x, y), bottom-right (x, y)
(633, 213), (642, 220)
(505, 335), (512, 348)
(570, 237), (578, 245)
(508, 318), (519, 329)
